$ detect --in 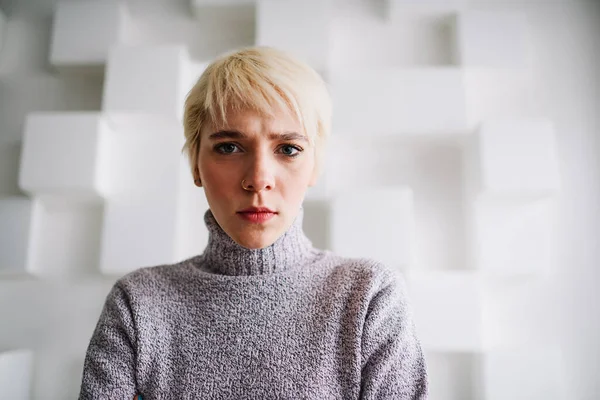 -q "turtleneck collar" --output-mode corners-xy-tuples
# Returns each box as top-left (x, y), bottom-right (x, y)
(198, 206), (317, 276)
